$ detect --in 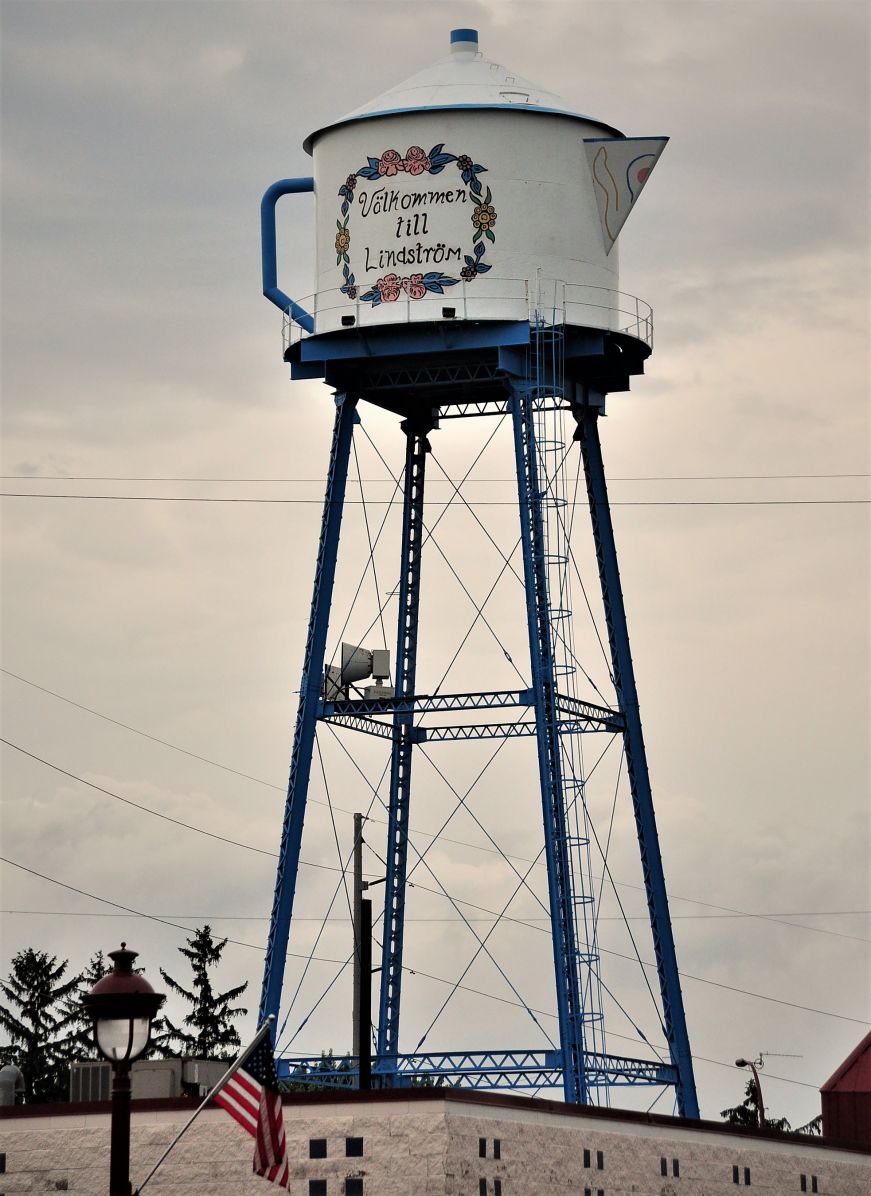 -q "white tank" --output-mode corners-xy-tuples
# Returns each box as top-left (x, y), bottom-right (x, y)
(298, 29), (665, 343)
